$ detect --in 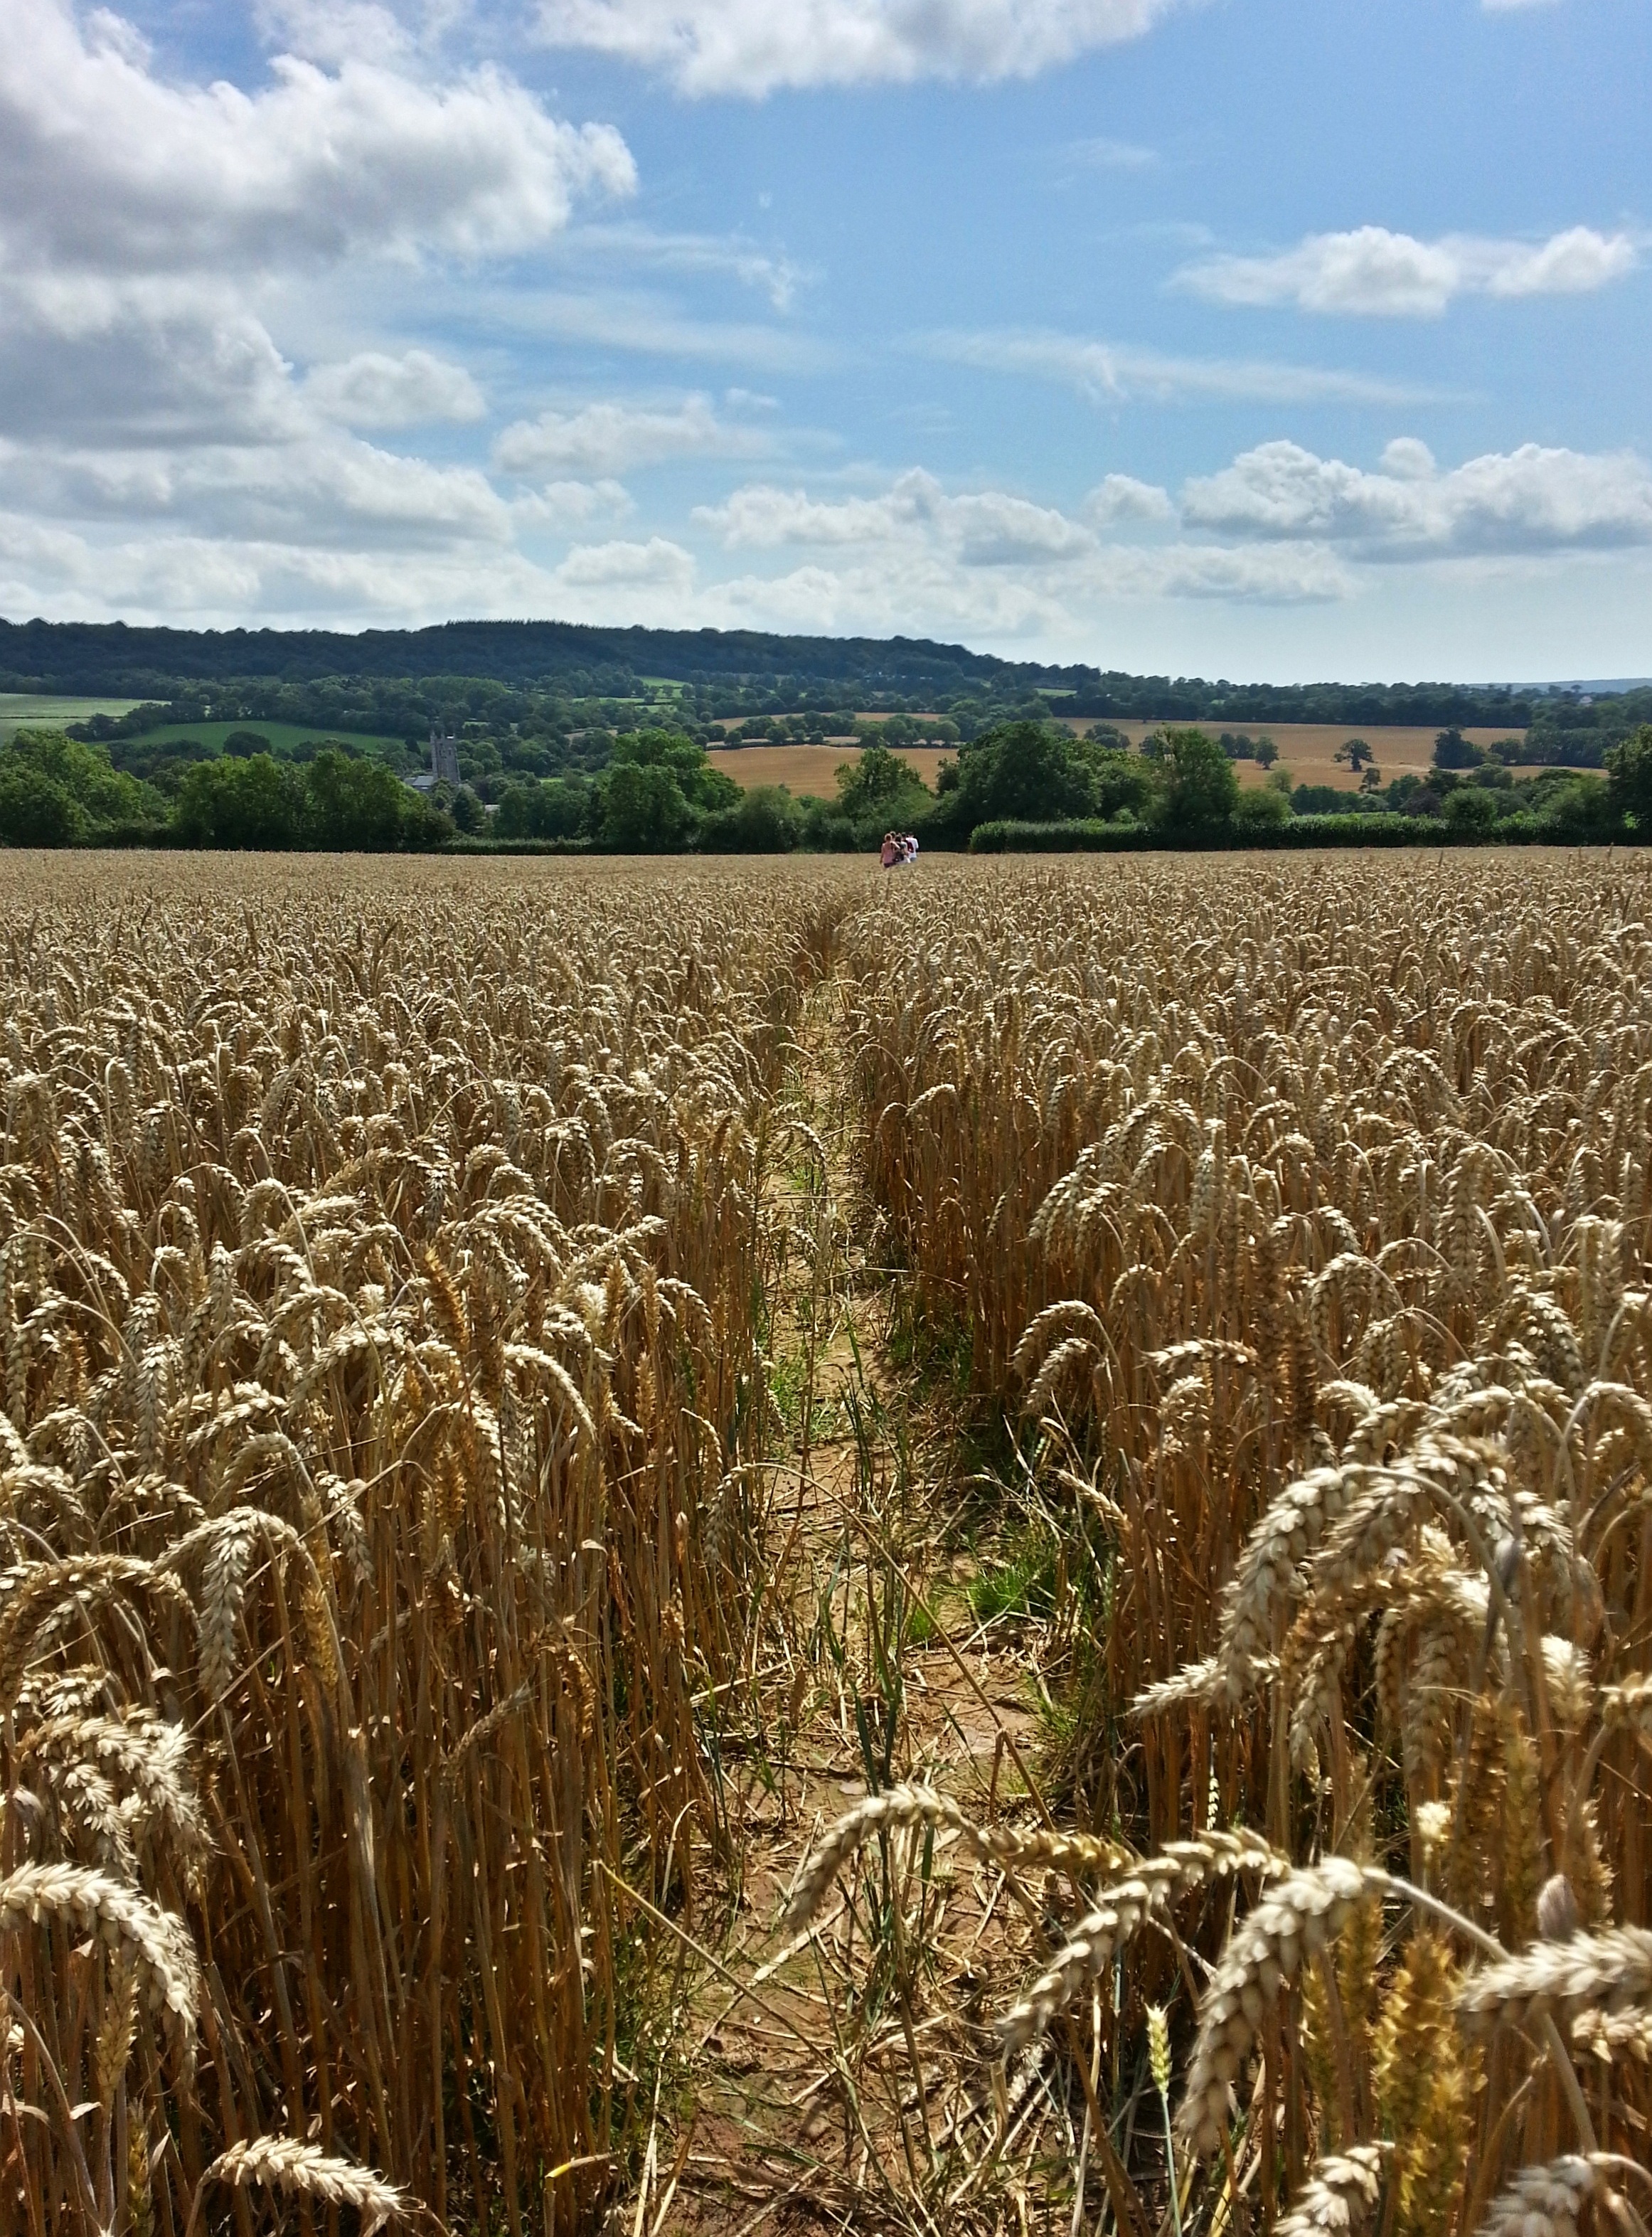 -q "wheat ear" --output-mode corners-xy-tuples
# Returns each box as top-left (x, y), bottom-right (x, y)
(187, 2138), (407, 2236)
(1277, 2145), (1390, 2237)
(0, 1863), (198, 2031)
(1480, 2154), (1646, 2237)
(1179, 1858), (1376, 2157)
(997, 1831), (1281, 2056)
(1457, 1925), (1652, 2037)
(782, 1782), (1121, 1936)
